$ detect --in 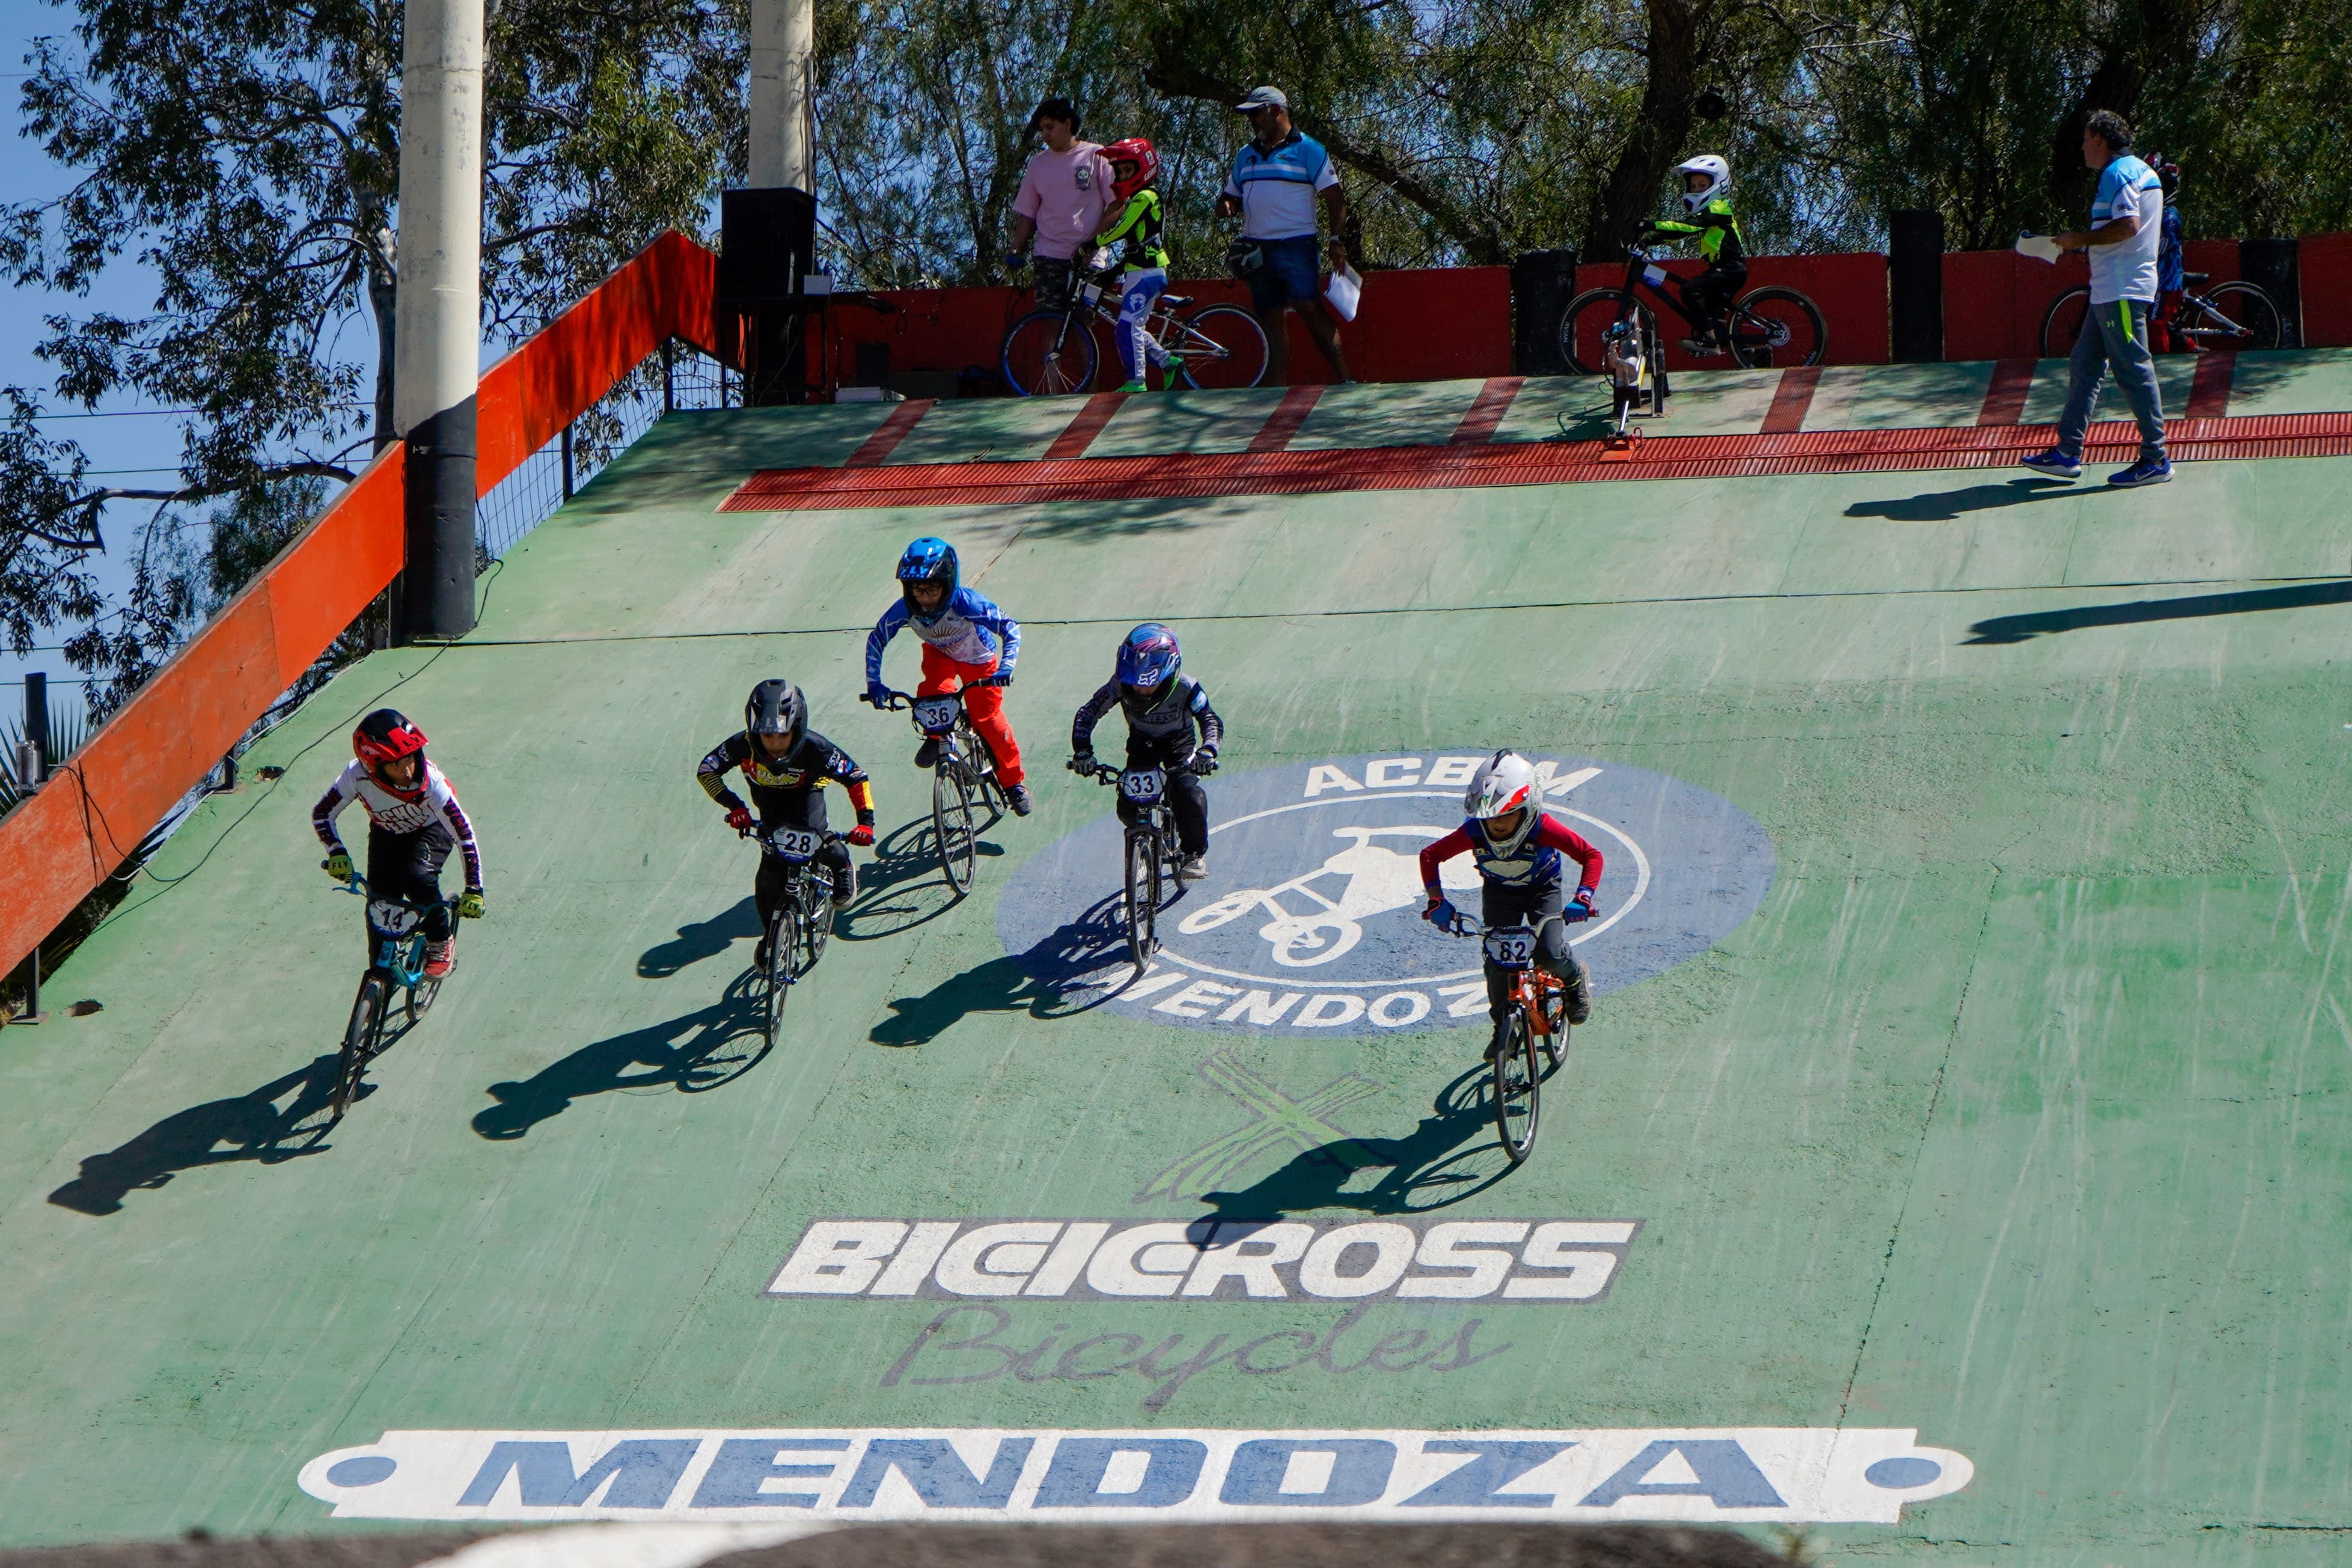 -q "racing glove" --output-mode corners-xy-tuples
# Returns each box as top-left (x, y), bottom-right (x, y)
(726, 806), (754, 834)
(1191, 748), (1219, 776)
(982, 671), (1013, 688)
(1068, 751), (1097, 775)
(323, 848), (353, 882)
(1422, 894), (1458, 930)
(864, 682), (890, 709)
(848, 821), (876, 847)
(1567, 887), (1598, 922)
(458, 888), (486, 920)
(1000, 249), (1027, 272)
